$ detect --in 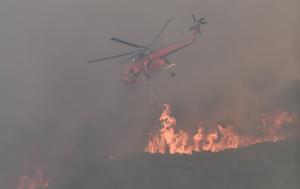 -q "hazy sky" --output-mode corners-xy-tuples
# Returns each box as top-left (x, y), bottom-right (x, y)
(0, 0), (299, 187)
